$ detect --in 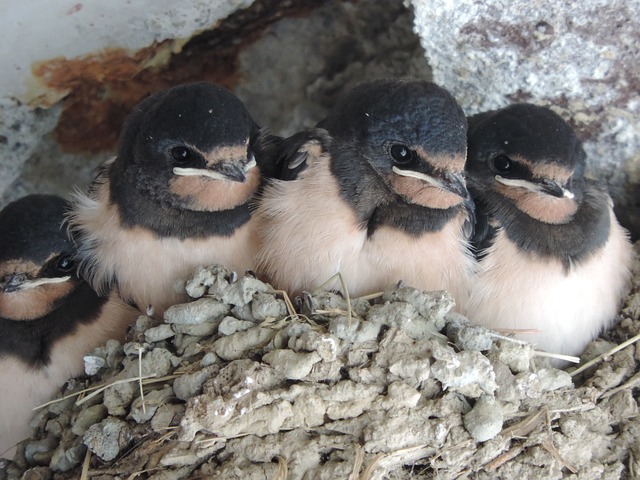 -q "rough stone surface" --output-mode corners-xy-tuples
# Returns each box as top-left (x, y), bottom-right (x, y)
(0, 101), (62, 206)
(0, 1), (639, 475)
